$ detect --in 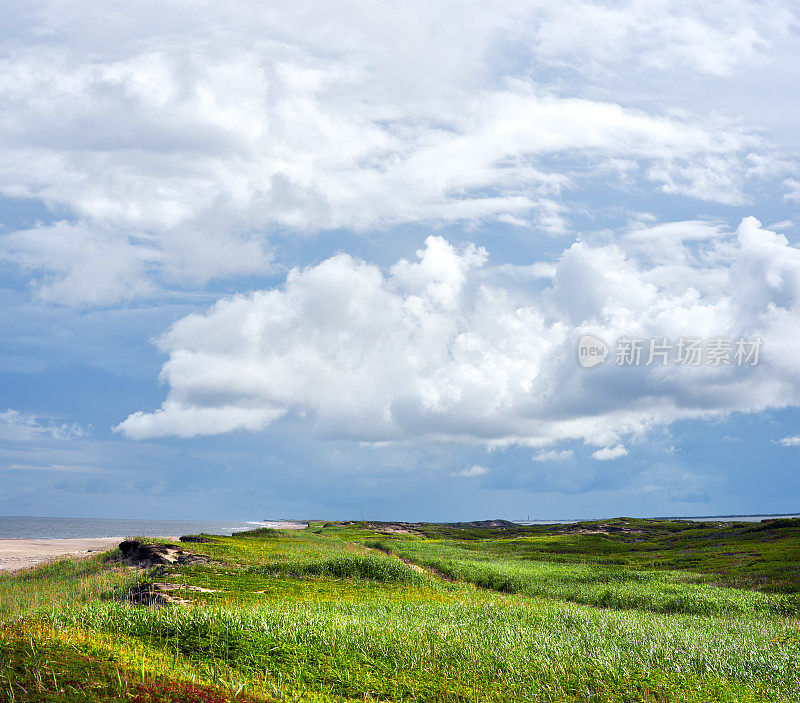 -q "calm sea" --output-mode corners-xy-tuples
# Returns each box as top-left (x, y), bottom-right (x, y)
(3, 514), (797, 537)
(0, 516), (262, 539)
